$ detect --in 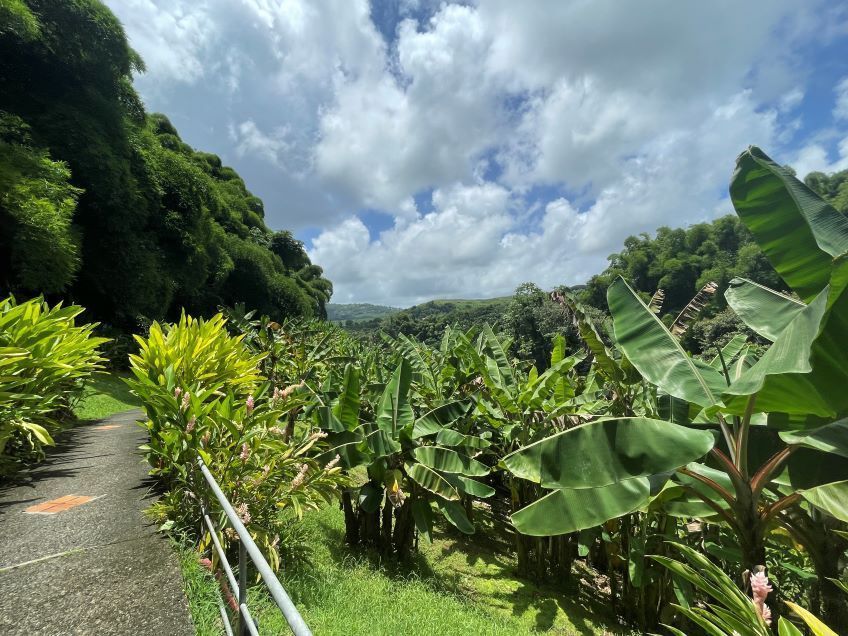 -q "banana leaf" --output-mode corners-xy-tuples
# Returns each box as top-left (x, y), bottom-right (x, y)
(436, 498), (474, 534)
(780, 419), (848, 458)
(608, 277), (726, 407)
(413, 446), (489, 477)
(375, 359), (413, 436)
(406, 463), (460, 500)
(798, 480), (848, 523)
(333, 363), (360, 430)
(502, 417), (715, 489)
(730, 146), (848, 302)
(725, 278), (805, 342)
(724, 258), (848, 421)
(511, 478), (651, 536)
